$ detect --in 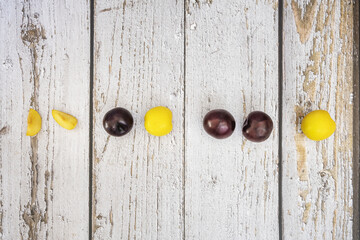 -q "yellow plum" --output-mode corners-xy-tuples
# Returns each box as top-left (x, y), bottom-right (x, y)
(26, 109), (42, 136)
(52, 110), (78, 130)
